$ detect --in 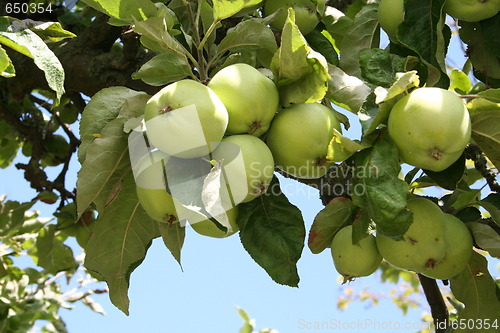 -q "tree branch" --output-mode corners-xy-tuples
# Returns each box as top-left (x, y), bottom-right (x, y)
(418, 274), (449, 332)
(464, 144), (500, 193)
